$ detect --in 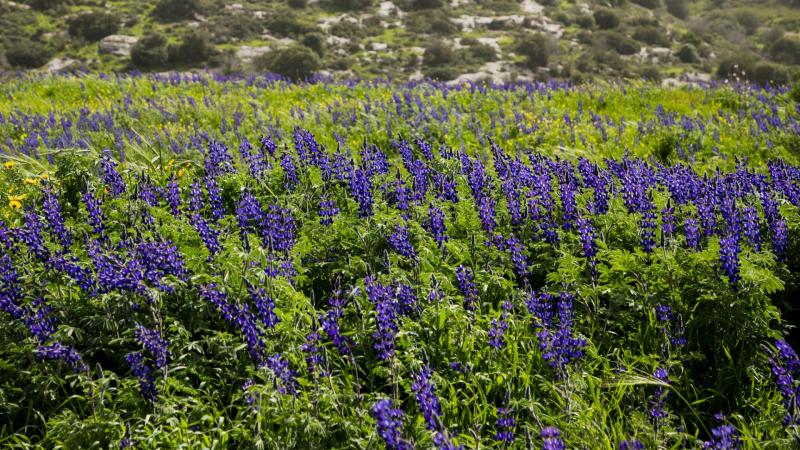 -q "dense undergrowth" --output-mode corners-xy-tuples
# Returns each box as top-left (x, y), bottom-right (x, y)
(1, 74), (800, 449)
